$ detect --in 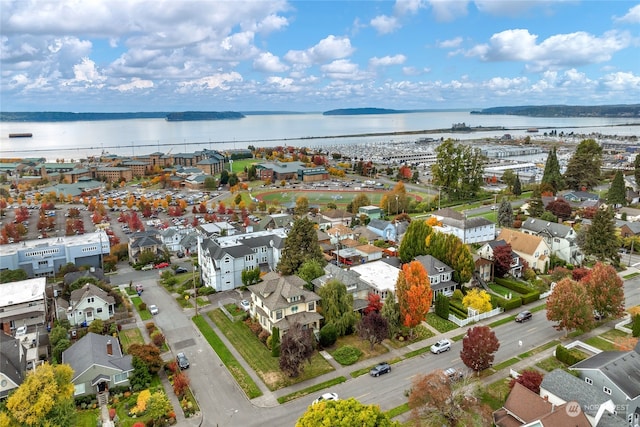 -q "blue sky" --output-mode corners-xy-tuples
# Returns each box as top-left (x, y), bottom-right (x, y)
(1, 0), (639, 112)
